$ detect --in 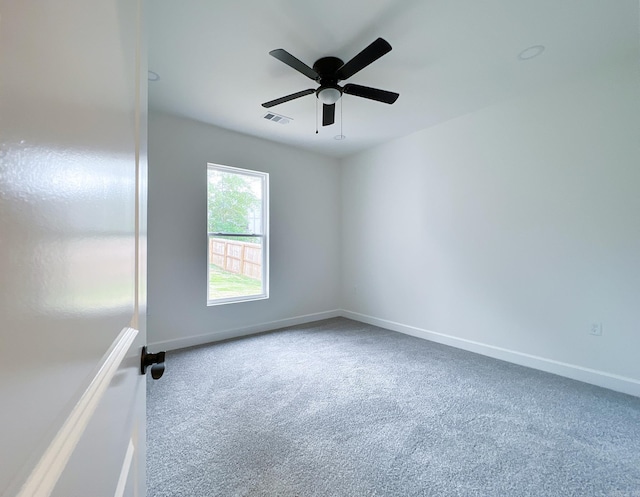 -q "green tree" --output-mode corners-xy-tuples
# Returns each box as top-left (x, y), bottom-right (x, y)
(207, 171), (259, 233)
